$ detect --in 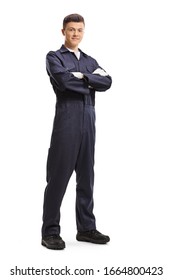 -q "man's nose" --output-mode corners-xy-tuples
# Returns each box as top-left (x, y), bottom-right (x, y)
(74, 29), (81, 35)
